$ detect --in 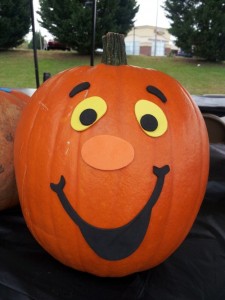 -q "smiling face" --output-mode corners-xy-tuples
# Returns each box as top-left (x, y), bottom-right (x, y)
(50, 80), (170, 261)
(14, 64), (209, 277)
